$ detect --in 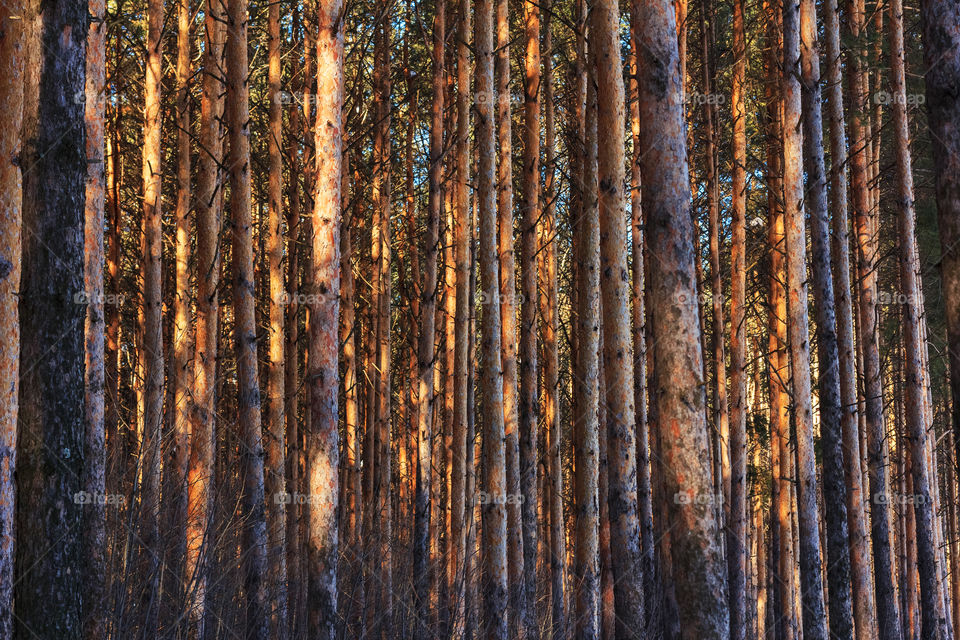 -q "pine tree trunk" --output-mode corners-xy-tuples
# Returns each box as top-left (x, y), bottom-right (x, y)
(592, 3), (647, 635)
(227, 0), (269, 632)
(15, 0), (86, 634)
(728, 0), (748, 635)
(574, 73), (601, 640)
(637, 0), (730, 631)
(306, 1), (344, 636)
(847, 0), (904, 634)
(798, 0), (855, 635)
(414, 0), (444, 629)
(188, 0), (225, 632)
(0, 8), (23, 637)
(782, 2), (829, 637)
(519, 1), (541, 630)
(265, 1), (288, 635)
(476, 0), (509, 633)
(84, 0), (108, 633)
(140, 0), (165, 630)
